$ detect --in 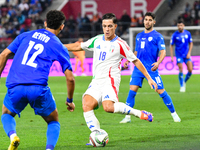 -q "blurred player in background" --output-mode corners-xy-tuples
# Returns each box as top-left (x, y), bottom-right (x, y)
(120, 12), (181, 124)
(0, 10), (75, 150)
(65, 13), (158, 144)
(170, 20), (193, 92)
(72, 37), (86, 76)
